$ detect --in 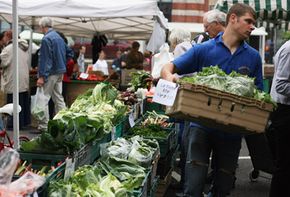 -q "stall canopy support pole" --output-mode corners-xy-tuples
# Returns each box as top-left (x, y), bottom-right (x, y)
(12, 0), (19, 149)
